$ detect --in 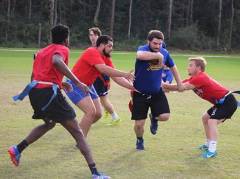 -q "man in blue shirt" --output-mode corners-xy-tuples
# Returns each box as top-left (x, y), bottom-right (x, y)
(132, 30), (183, 150)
